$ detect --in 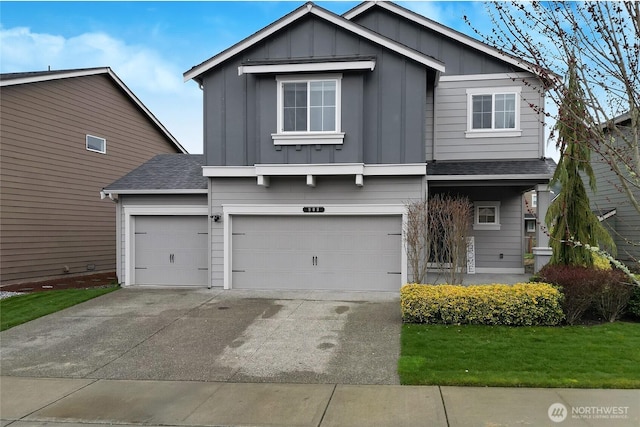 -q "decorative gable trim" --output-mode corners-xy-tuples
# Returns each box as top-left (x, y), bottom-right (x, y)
(344, 1), (548, 78)
(238, 59), (376, 75)
(184, 2), (444, 83)
(1, 67), (187, 154)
